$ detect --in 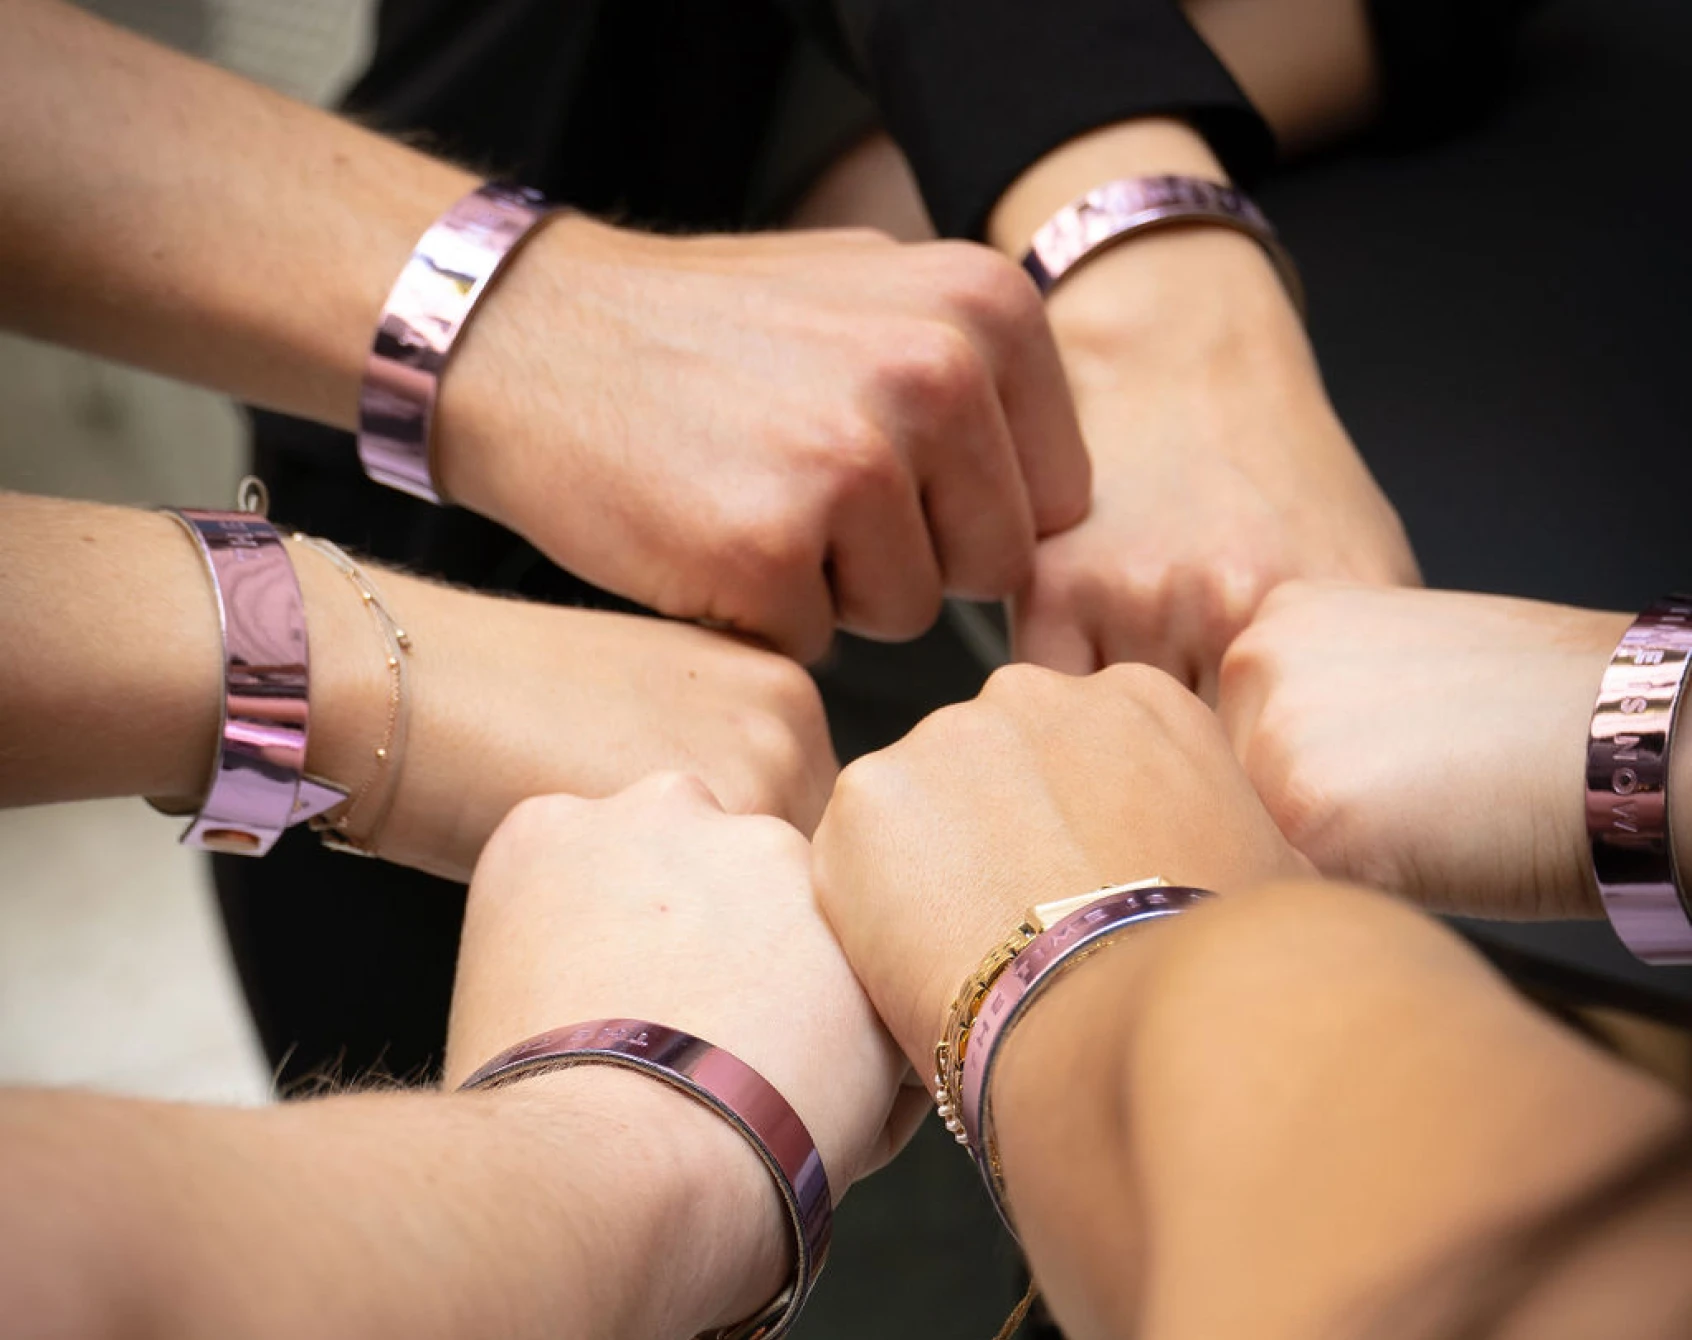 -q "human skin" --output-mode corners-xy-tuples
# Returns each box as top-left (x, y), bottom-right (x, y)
(0, 777), (906, 1339)
(0, 0), (1091, 662)
(789, 0), (1417, 692)
(1218, 580), (1692, 919)
(0, 491), (840, 878)
(812, 664), (1692, 1339)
